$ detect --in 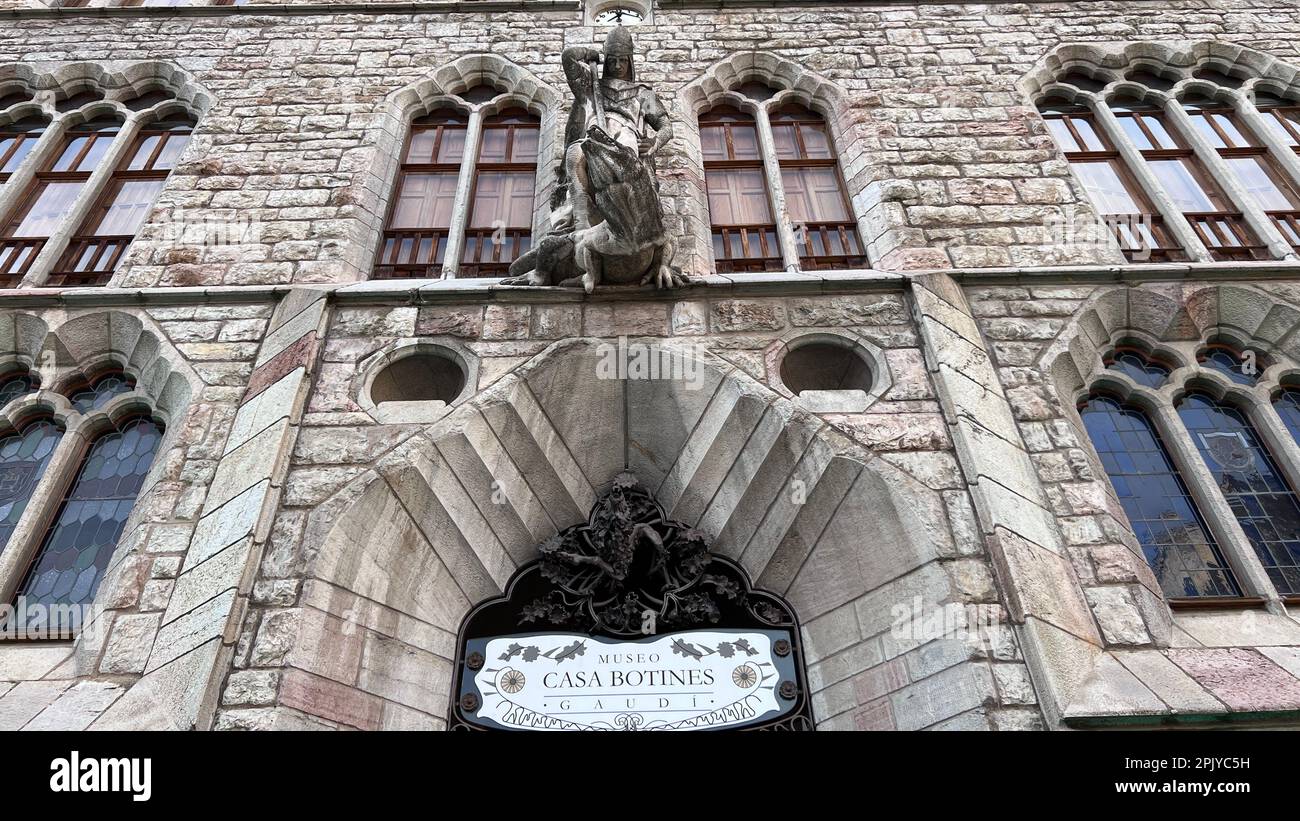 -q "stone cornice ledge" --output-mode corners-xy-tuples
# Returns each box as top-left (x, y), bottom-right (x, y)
(1, 261), (1299, 308)
(0, 1), (578, 20)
